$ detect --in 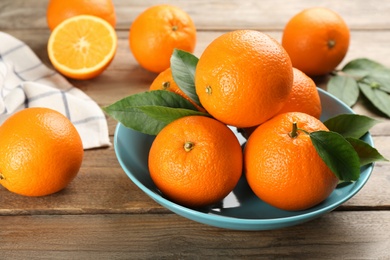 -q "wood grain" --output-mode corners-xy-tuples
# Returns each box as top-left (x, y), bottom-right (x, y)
(0, 212), (389, 259)
(1, 0), (390, 30)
